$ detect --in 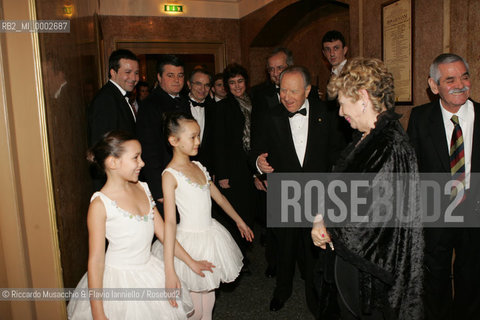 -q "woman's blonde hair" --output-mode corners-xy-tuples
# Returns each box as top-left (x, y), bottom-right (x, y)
(327, 57), (395, 112)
